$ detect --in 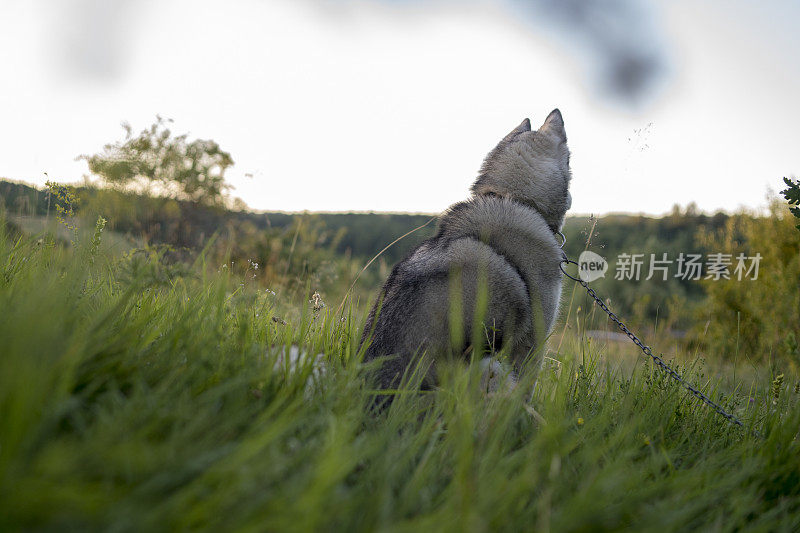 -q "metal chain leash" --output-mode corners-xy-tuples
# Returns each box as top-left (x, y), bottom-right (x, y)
(556, 235), (749, 432)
